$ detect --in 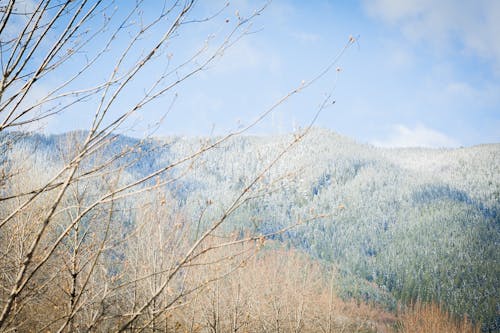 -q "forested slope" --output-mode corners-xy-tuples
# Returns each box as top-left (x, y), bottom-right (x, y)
(2, 128), (498, 330)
